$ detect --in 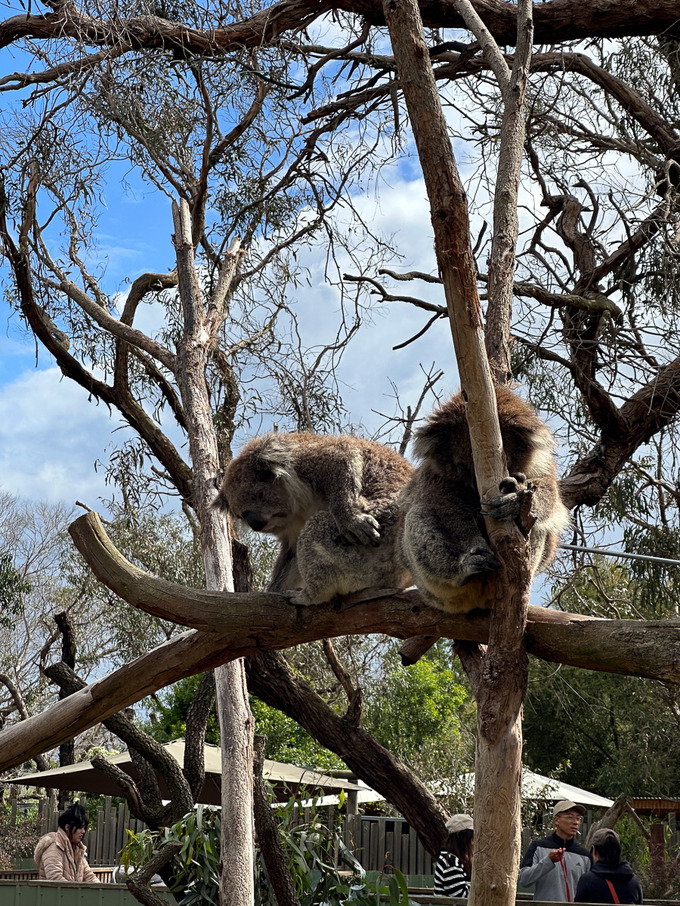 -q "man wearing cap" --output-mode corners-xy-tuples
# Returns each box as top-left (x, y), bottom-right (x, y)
(518, 800), (592, 902)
